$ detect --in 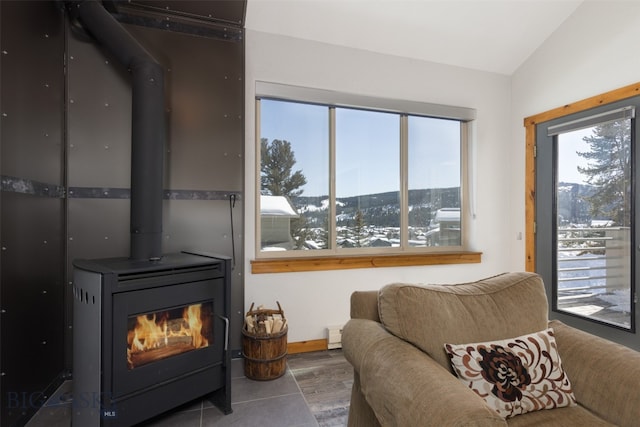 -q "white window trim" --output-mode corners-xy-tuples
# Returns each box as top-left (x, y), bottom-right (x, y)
(255, 82), (476, 259)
